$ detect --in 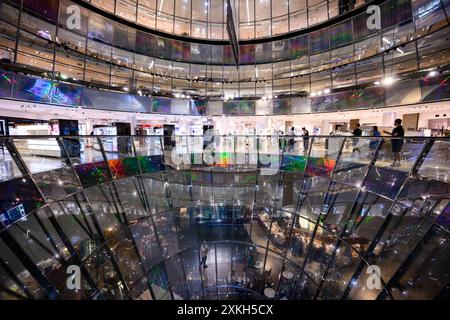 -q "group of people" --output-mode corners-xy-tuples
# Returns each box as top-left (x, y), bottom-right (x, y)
(352, 119), (405, 167)
(275, 118), (405, 167)
(280, 127), (310, 153)
(287, 118), (405, 166)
